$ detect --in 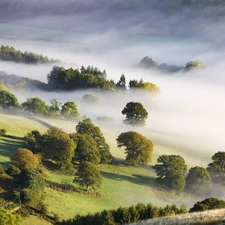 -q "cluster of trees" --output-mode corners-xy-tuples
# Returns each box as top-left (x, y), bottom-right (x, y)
(153, 152), (225, 193)
(139, 56), (203, 73)
(0, 45), (60, 64)
(56, 202), (187, 225)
